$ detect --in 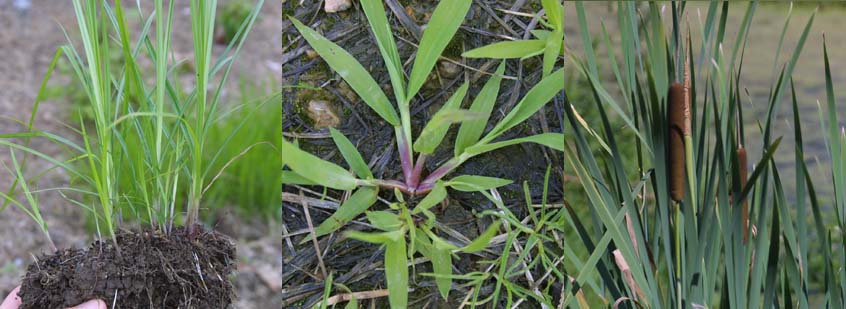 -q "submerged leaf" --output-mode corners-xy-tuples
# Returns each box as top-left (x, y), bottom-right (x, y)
(406, 0), (472, 101)
(290, 17), (400, 125)
(313, 187), (379, 237)
(280, 139), (359, 190)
